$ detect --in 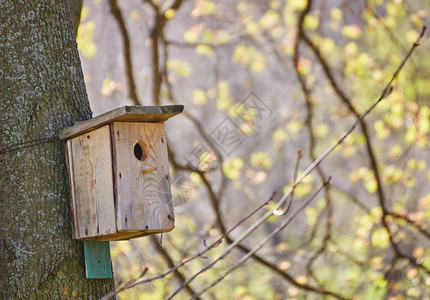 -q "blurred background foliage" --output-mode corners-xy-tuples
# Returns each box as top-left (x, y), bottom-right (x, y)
(76, 0), (430, 299)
